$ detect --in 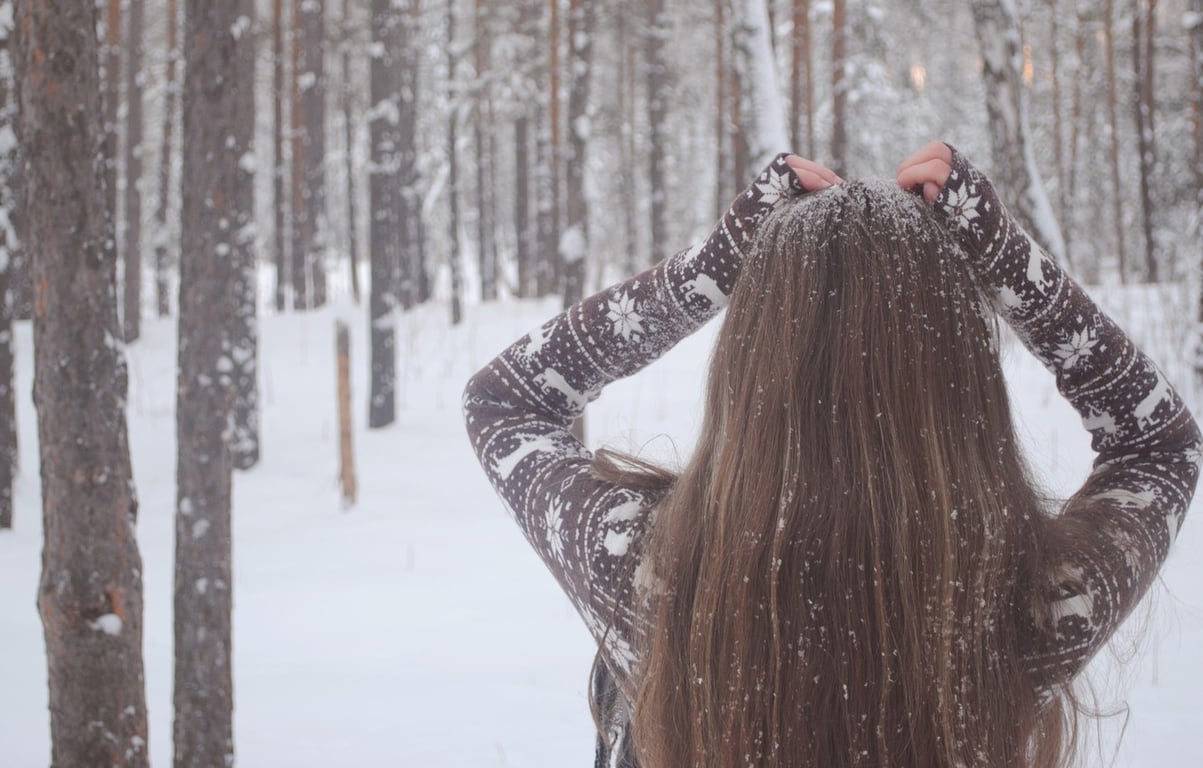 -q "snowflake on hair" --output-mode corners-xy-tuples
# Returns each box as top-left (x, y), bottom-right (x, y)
(1054, 326), (1099, 370)
(605, 290), (645, 341)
